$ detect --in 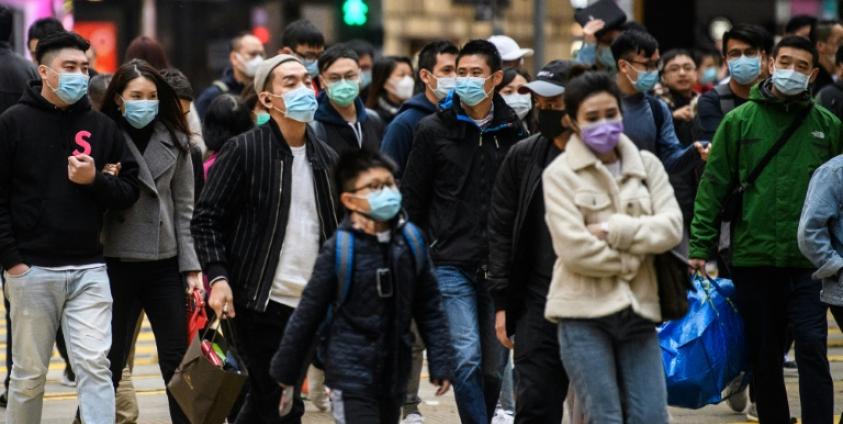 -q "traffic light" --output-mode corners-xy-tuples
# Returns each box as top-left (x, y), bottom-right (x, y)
(342, 0), (368, 26)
